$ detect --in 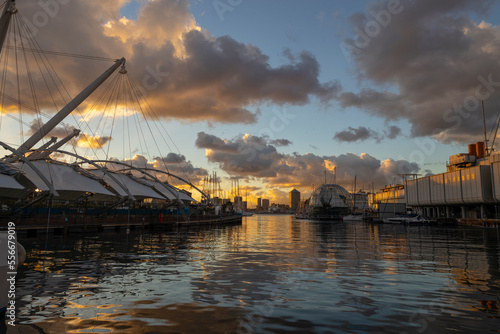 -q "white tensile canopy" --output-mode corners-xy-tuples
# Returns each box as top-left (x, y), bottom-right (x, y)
(140, 179), (196, 202)
(0, 173), (27, 198)
(87, 169), (166, 200)
(164, 183), (196, 202)
(13, 161), (117, 201)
